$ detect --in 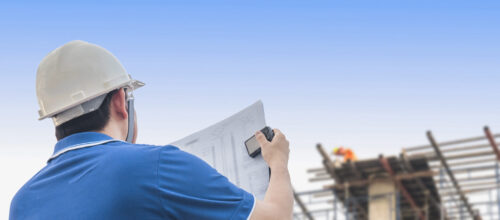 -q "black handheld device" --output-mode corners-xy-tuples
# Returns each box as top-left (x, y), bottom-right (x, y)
(245, 126), (274, 158)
